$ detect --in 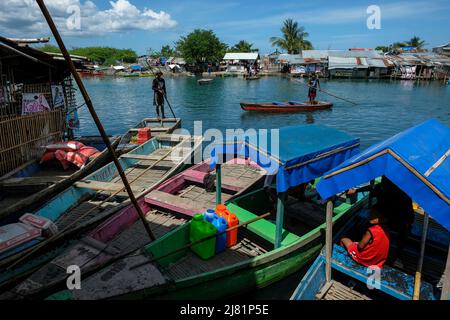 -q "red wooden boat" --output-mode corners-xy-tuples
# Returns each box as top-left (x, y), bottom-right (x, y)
(240, 101), (332, 112)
